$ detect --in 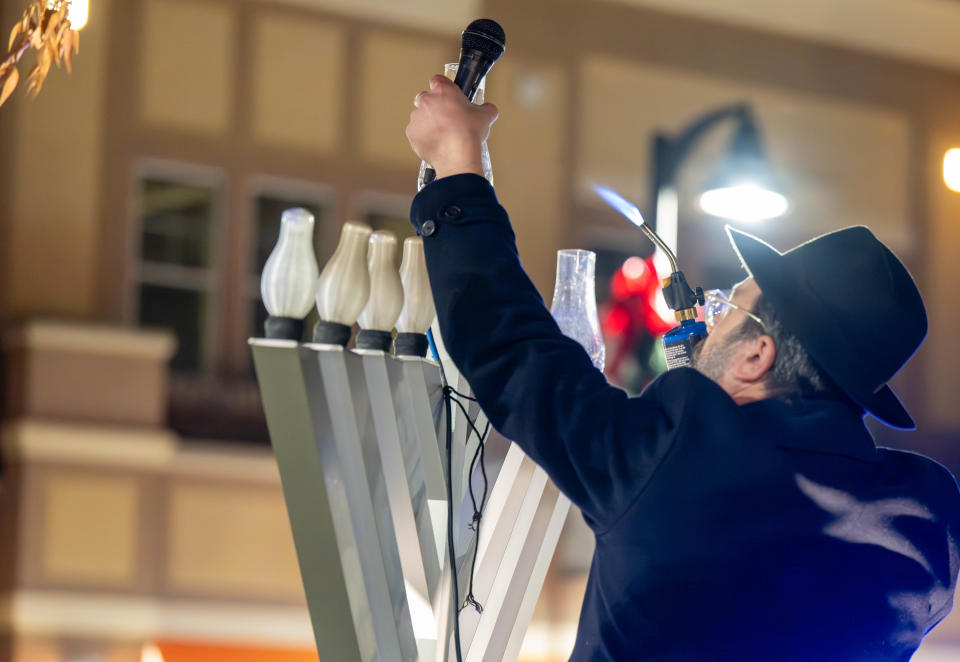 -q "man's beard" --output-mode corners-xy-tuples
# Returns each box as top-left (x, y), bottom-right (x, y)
(692, 336), (734, 383)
